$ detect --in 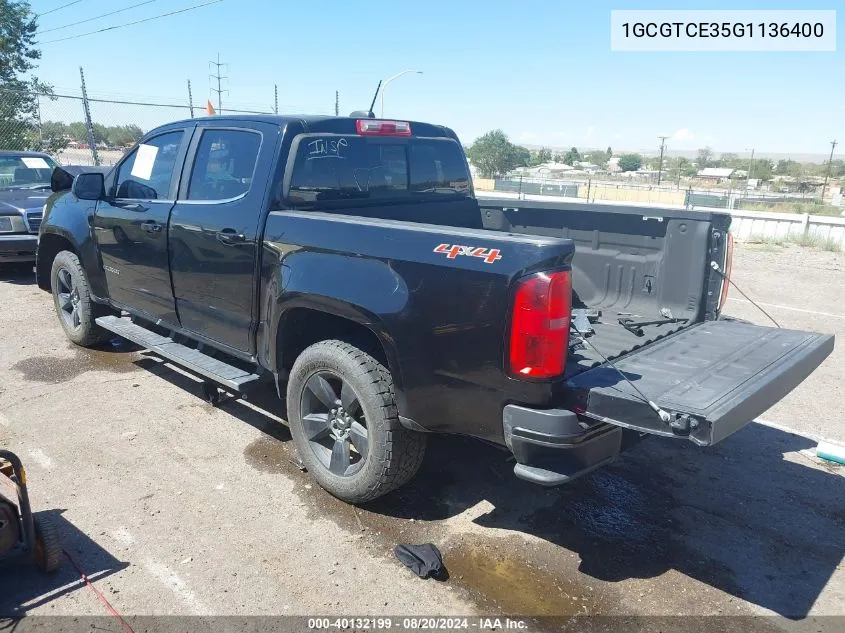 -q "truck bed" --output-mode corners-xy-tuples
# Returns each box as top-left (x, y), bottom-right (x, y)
(477, 197), (730, 374)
